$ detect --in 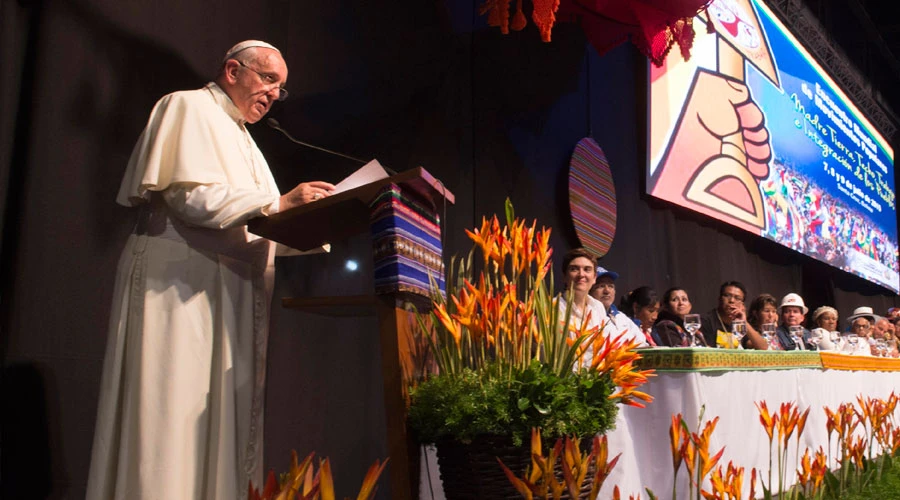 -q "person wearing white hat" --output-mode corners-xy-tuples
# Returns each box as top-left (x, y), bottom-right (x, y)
(844, 306), (876, 355)
(589, 265), (648, 348)
(87, 40), (335, 500)
(775, 293), (810, 350)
